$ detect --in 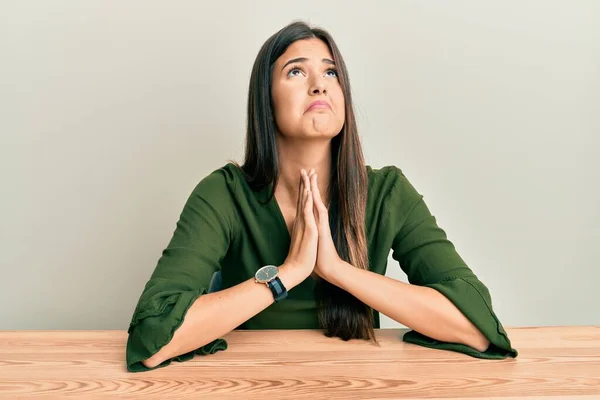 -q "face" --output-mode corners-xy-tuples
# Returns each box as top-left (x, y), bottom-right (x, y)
(271, 38), (345, 139)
